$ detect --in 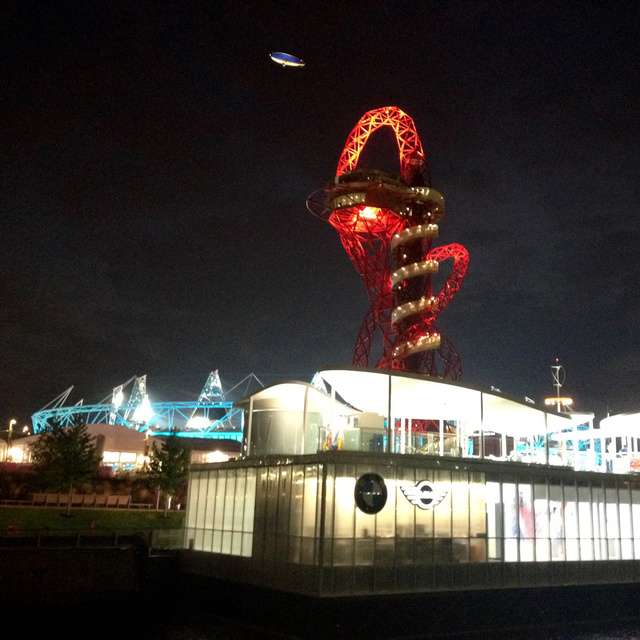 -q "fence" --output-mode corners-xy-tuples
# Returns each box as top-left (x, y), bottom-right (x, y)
(0, 528), (184, 550)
